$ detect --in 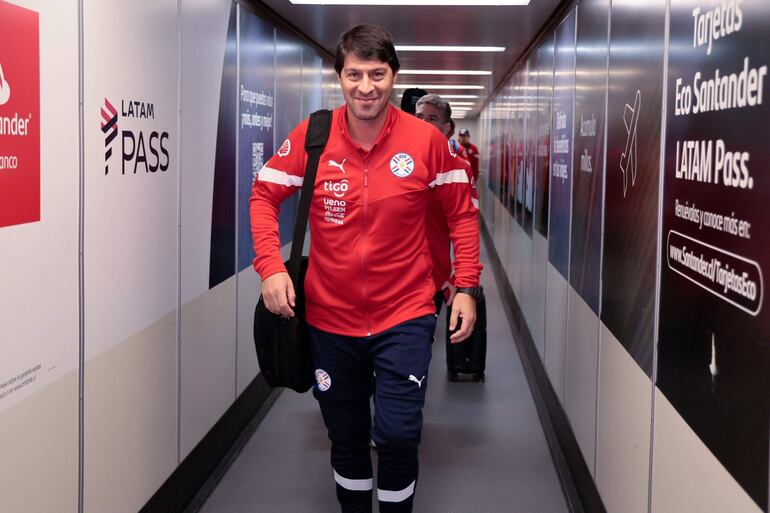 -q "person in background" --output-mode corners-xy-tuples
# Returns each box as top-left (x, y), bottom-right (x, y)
(458, 128), (480, 182)
(250, 25), (481, 513)
(414, 94), (480, 316)
(447, 118), (463, 158)
(399, 87), (427, 115)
